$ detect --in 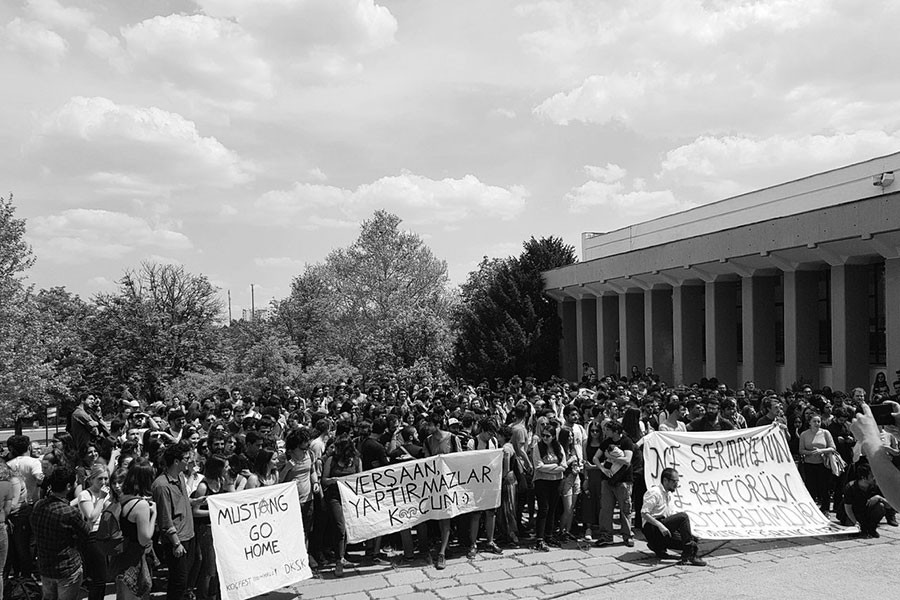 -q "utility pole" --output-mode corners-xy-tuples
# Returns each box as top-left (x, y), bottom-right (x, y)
(228, 289), (233, 324)
(251, 283), (255, 322)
